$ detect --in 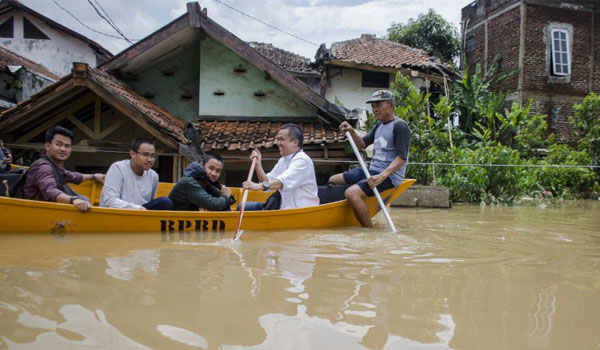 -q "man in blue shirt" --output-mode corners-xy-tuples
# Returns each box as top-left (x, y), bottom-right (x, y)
(330, 90), (411, 227)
